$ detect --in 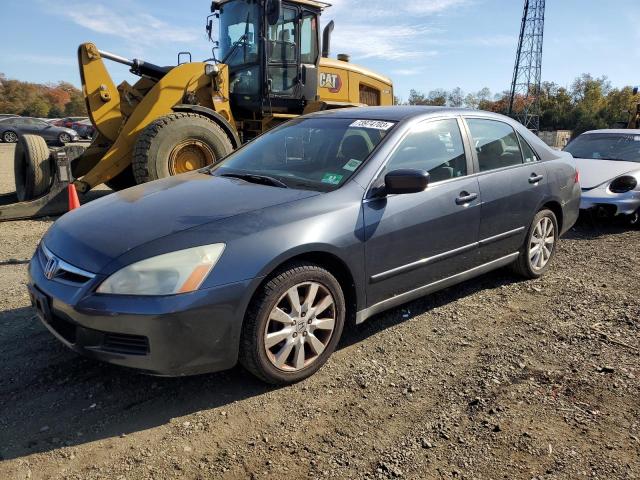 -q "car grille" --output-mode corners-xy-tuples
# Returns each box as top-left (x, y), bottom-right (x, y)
(38, 243), (95, 285)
